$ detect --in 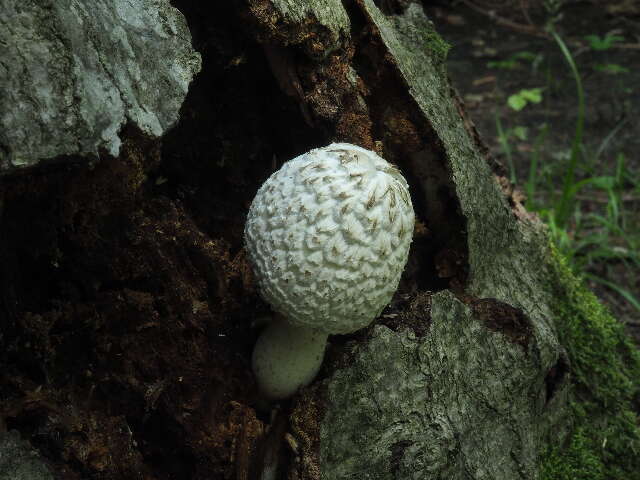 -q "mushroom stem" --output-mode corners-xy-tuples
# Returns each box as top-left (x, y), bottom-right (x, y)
(252, 317), (328, 400)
